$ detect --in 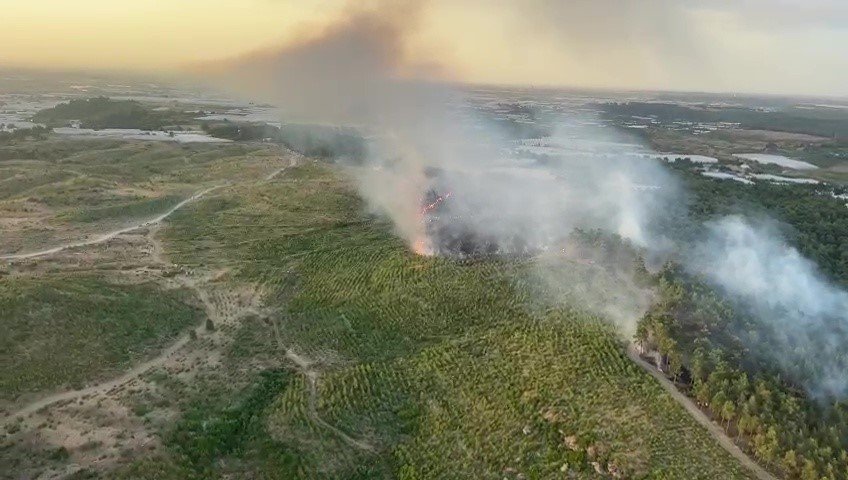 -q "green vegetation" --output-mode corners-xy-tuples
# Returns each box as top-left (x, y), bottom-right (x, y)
(637, 270), (848, 479)
(0, 126), (51, 145)
(201, 121), (367, 161)
(168, 369), (295, 474)
(262, 318), (751, 479)
(111, 162), (755, 478)
(200, 121), (281, 142)
(62, 194), (183, 223)
(669, 162), (848, 285)
(8, 116), (845, 478)
(794, 143), (848, 169)
(629, 161), (848, 479)
(0, 276), (202, 401)
(0, 137), (281, 254)
(276, 124), (367, 161)
(32, 97), (192, 130)
(0, 170), (75, 201)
